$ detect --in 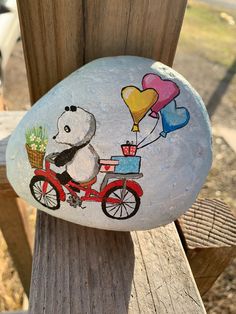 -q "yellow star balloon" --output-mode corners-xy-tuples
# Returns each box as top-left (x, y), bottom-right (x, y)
(121, 86), (158, 132)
